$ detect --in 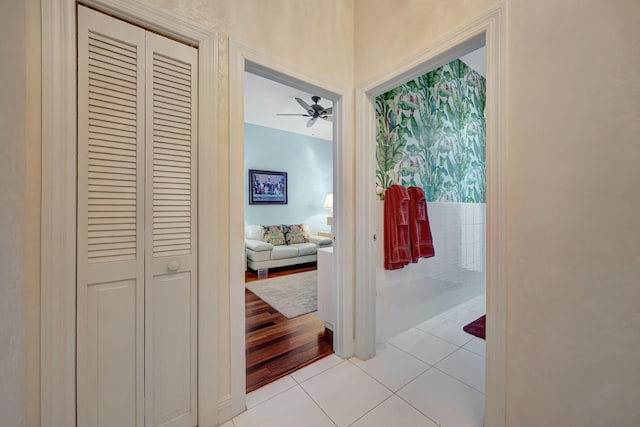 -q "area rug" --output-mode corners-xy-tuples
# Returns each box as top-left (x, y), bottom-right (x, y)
(463, 315), (486, 340)
(246, 270), (317, 319)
